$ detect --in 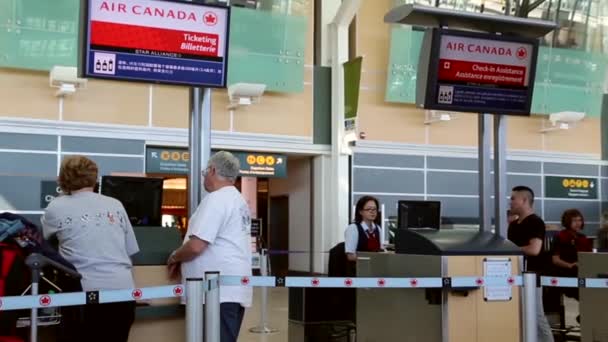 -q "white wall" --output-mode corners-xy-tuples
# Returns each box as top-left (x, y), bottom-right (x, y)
(269, 157), (311, 272)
